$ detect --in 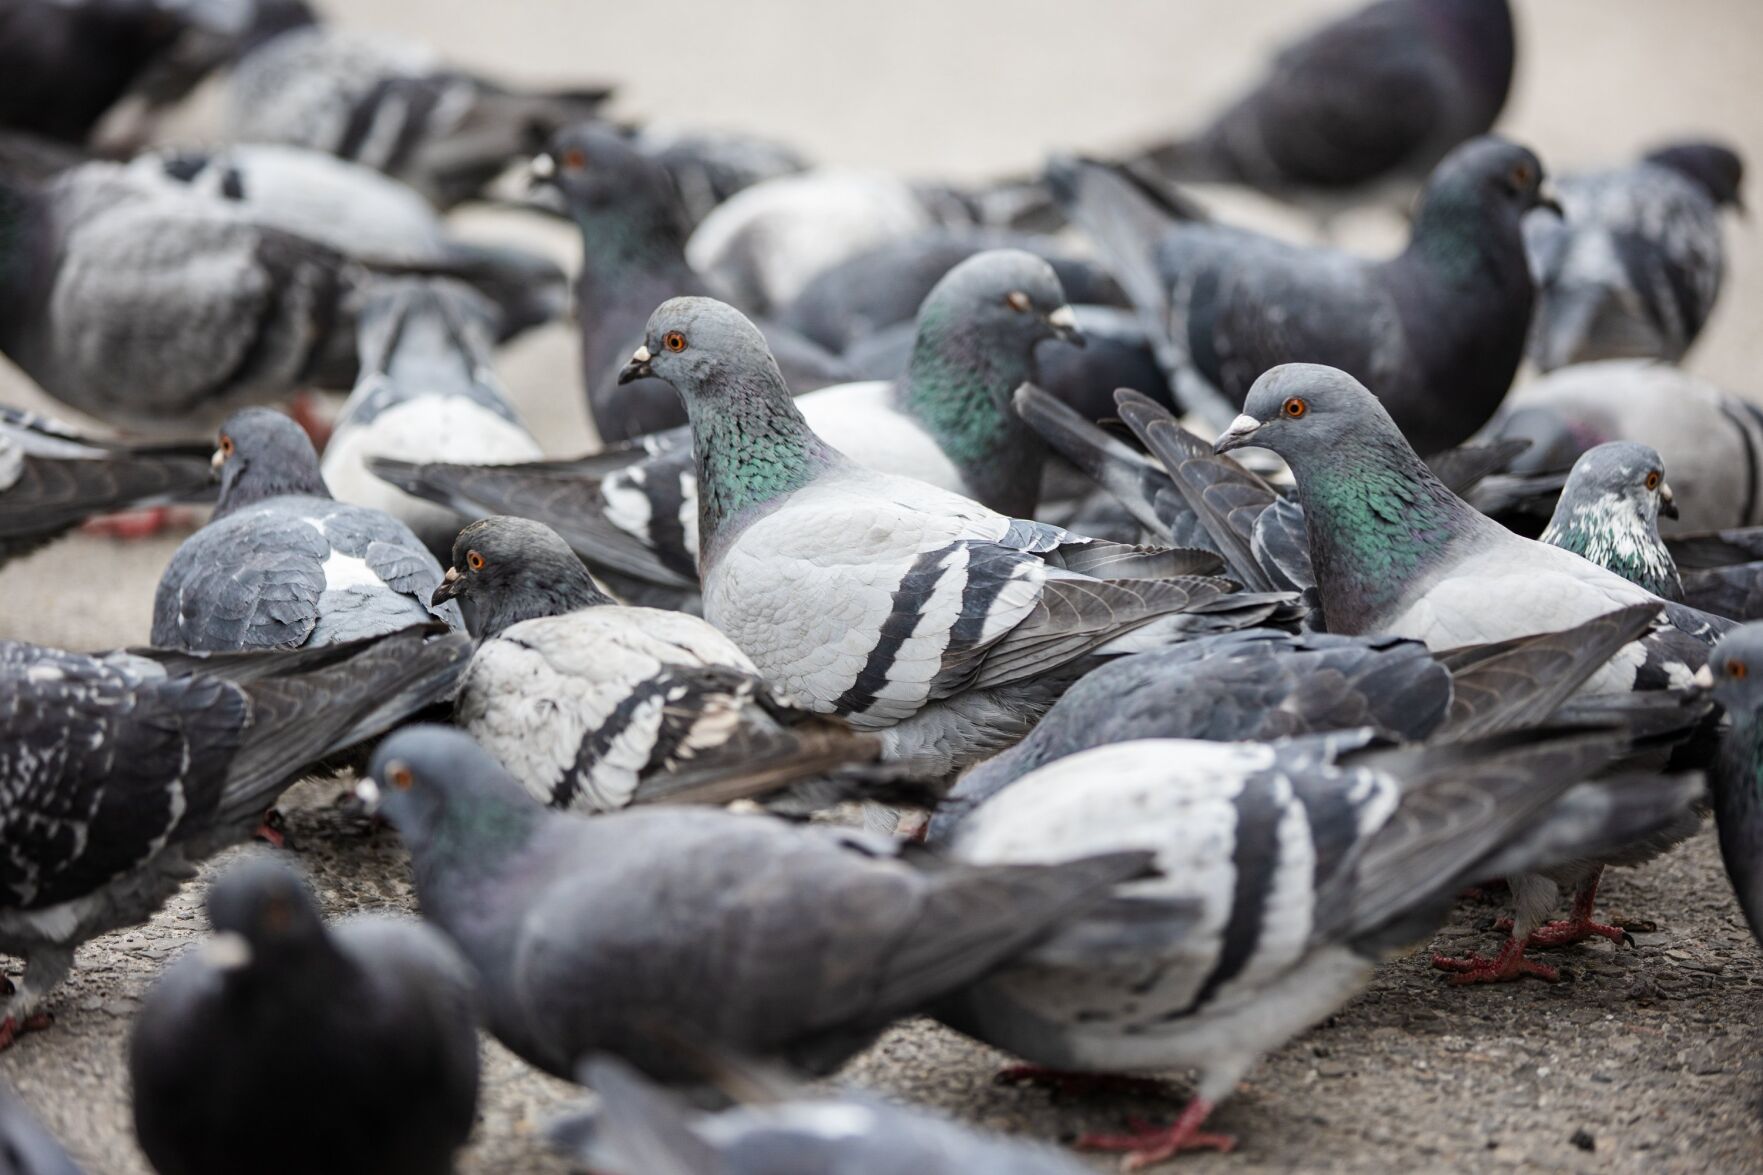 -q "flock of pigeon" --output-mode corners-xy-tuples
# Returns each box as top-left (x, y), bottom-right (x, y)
(2, 0), (1761, 1171)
